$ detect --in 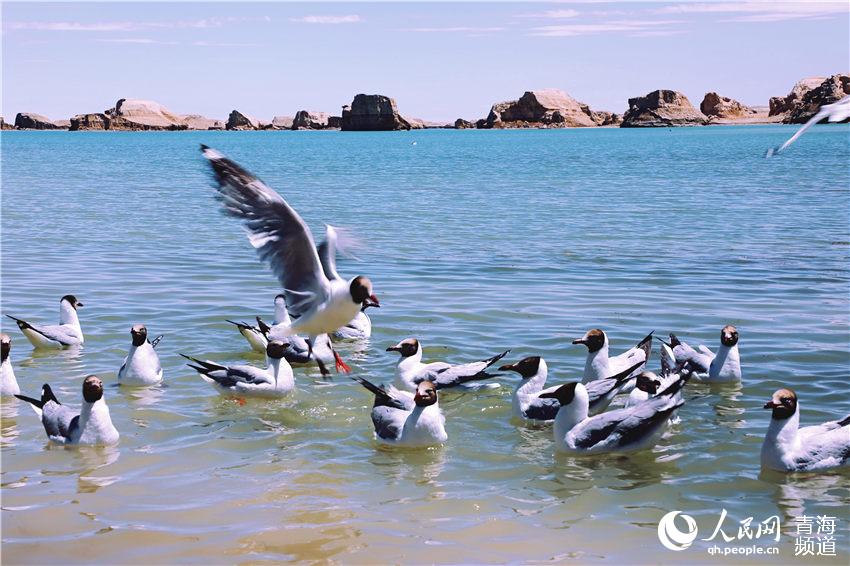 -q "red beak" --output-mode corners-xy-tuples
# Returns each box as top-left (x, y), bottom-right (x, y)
(366, 294), (380, 308)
